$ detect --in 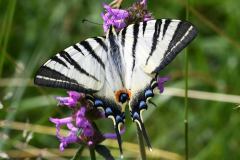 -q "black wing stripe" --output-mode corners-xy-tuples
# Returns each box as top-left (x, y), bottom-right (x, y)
(142, 21), (147, 35)
(162, 19), (171, 39)
(36, 66), (77, 84)
(164, 21), (191, 58)
(59, 51), (72, 64)
(132, 23), (140, 71)
(145, 19), (162, 65)
(155, 22), (197, 72)
(108, 26), (125, 87)
(80, 41), (105, 69)
(35, 66), (97, 93)
(73, 44), (84, 55)
(50, 56), (69, 68)
(121, 27), (127, 47)
(94, 37), (108, 52)
(59, 51), (99, 82)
